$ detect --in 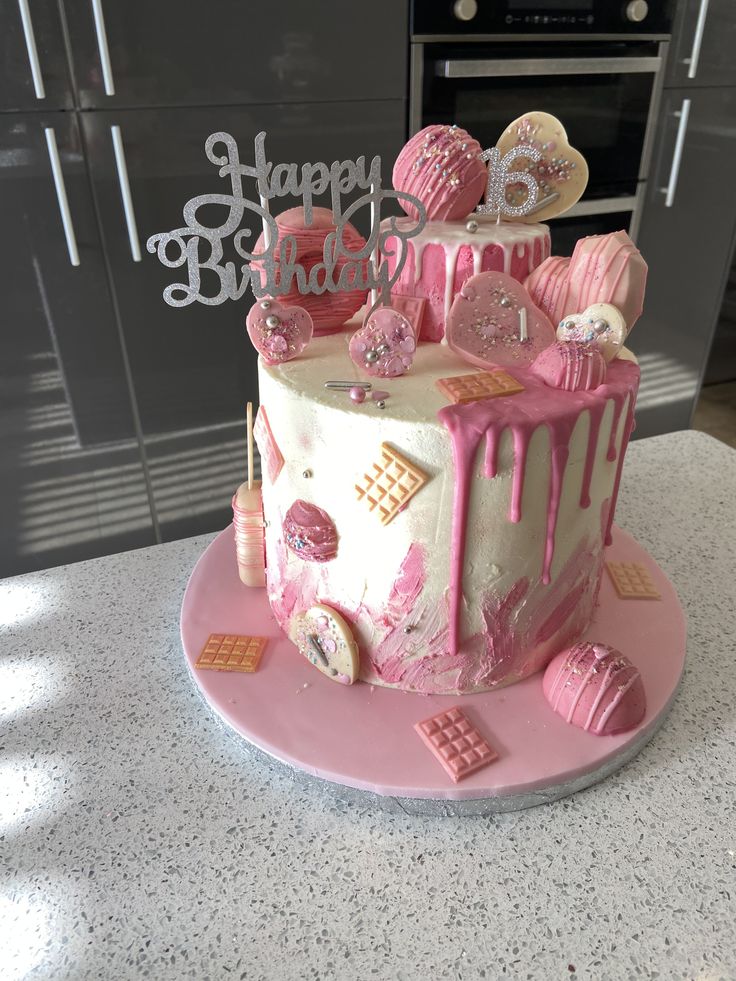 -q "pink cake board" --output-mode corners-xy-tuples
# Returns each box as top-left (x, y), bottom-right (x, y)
(180, 526), (686, 813)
